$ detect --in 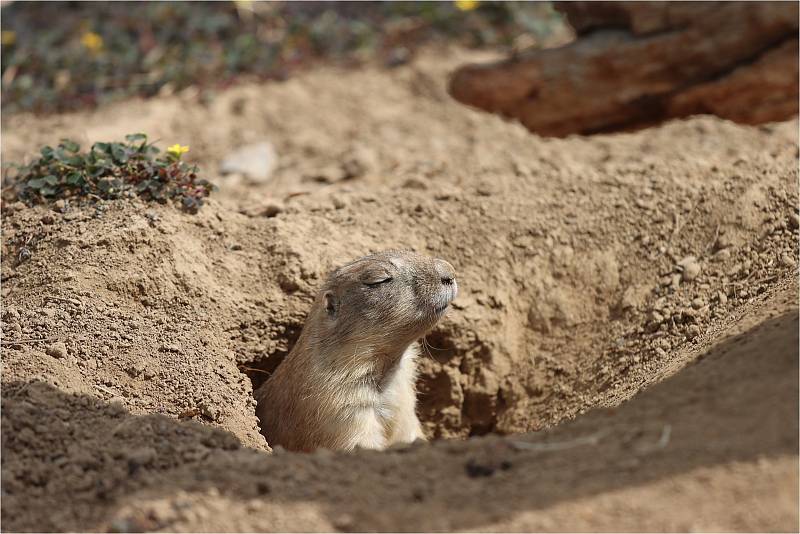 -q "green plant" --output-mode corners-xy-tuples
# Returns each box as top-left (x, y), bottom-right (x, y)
(5, 134), (214, 212)
(0, 2), (569, 114)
